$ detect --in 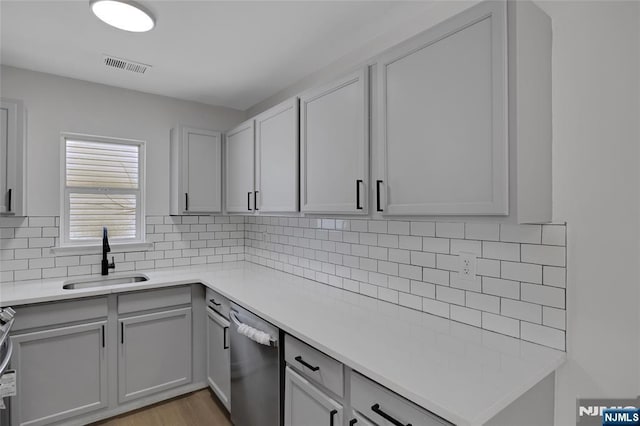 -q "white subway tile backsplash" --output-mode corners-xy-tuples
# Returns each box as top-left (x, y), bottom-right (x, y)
(423, 237), (450, 254)
(500, 224), (541, 244)
(422, 297), (450, 318)
(521, 322), (565, 350)
(411, 280), (435, 298)
(482, 312), (520, 338)
(521, 283), (565, 309)
(482, 242), (520, 261)
(436, 286), (465, 305)
(500, 299), (542, 323)
(4, 215), (565, 351)
(465, 223), (499, 241)
(542, 225), (566, 246)
(450, 239), (481, 256)
(436, 222), (464, 238)
(483, 277), (520, 299)
(410, 221), (435, 237)
(543, 306), (566, 330)
(451, 305), (481, 327)
(422, 267), (450, 286)
(465, 292), (499, 314)
(521, 245), (566, 267)
(410, 251), (435, 268)
(501, 261), (542, 284)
